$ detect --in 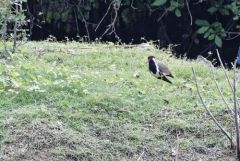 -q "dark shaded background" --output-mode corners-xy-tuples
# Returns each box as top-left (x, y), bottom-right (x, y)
(26, 0), (240, 66)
